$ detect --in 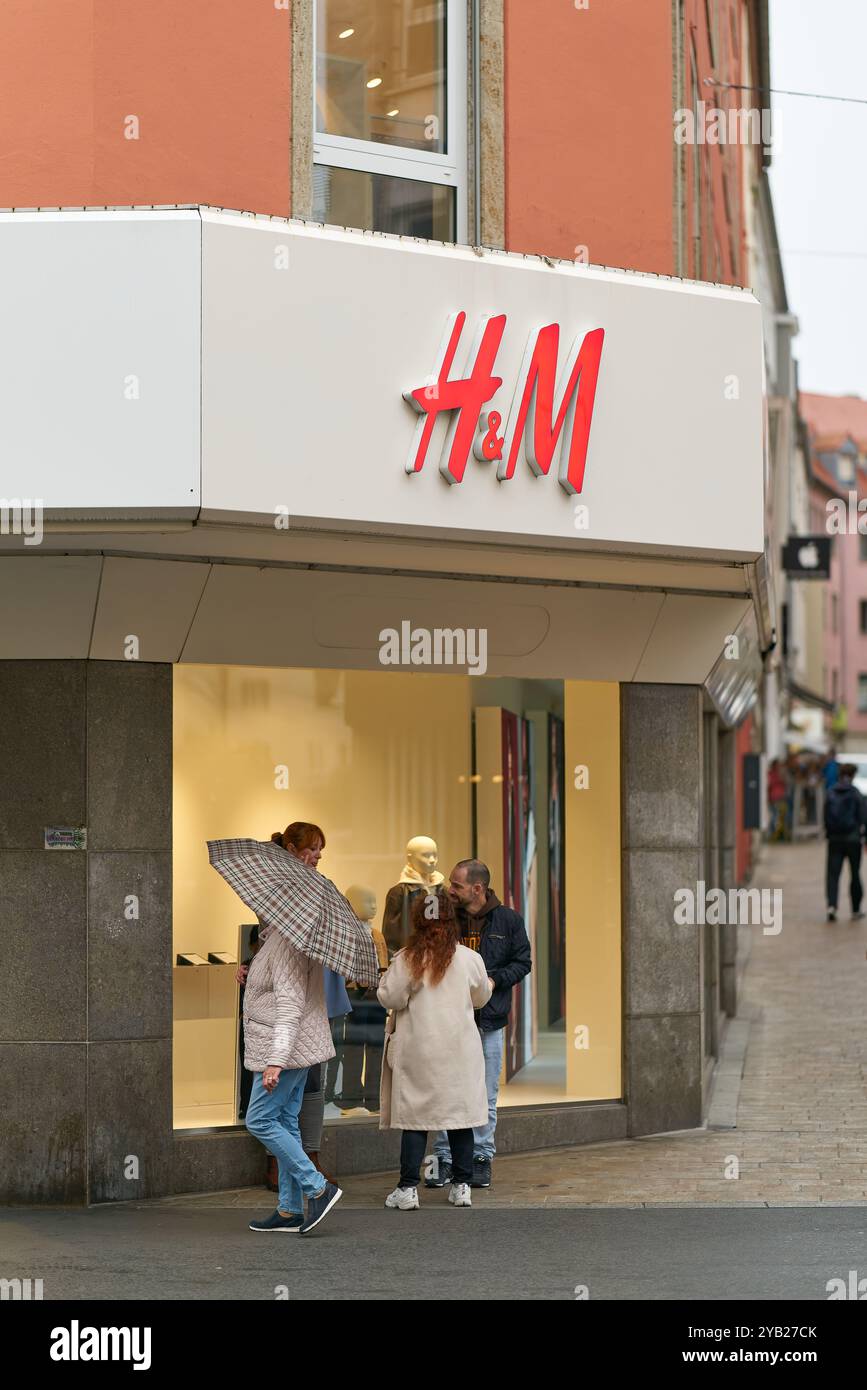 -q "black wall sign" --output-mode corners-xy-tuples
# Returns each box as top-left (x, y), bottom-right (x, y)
(781, 534), (831, 578)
